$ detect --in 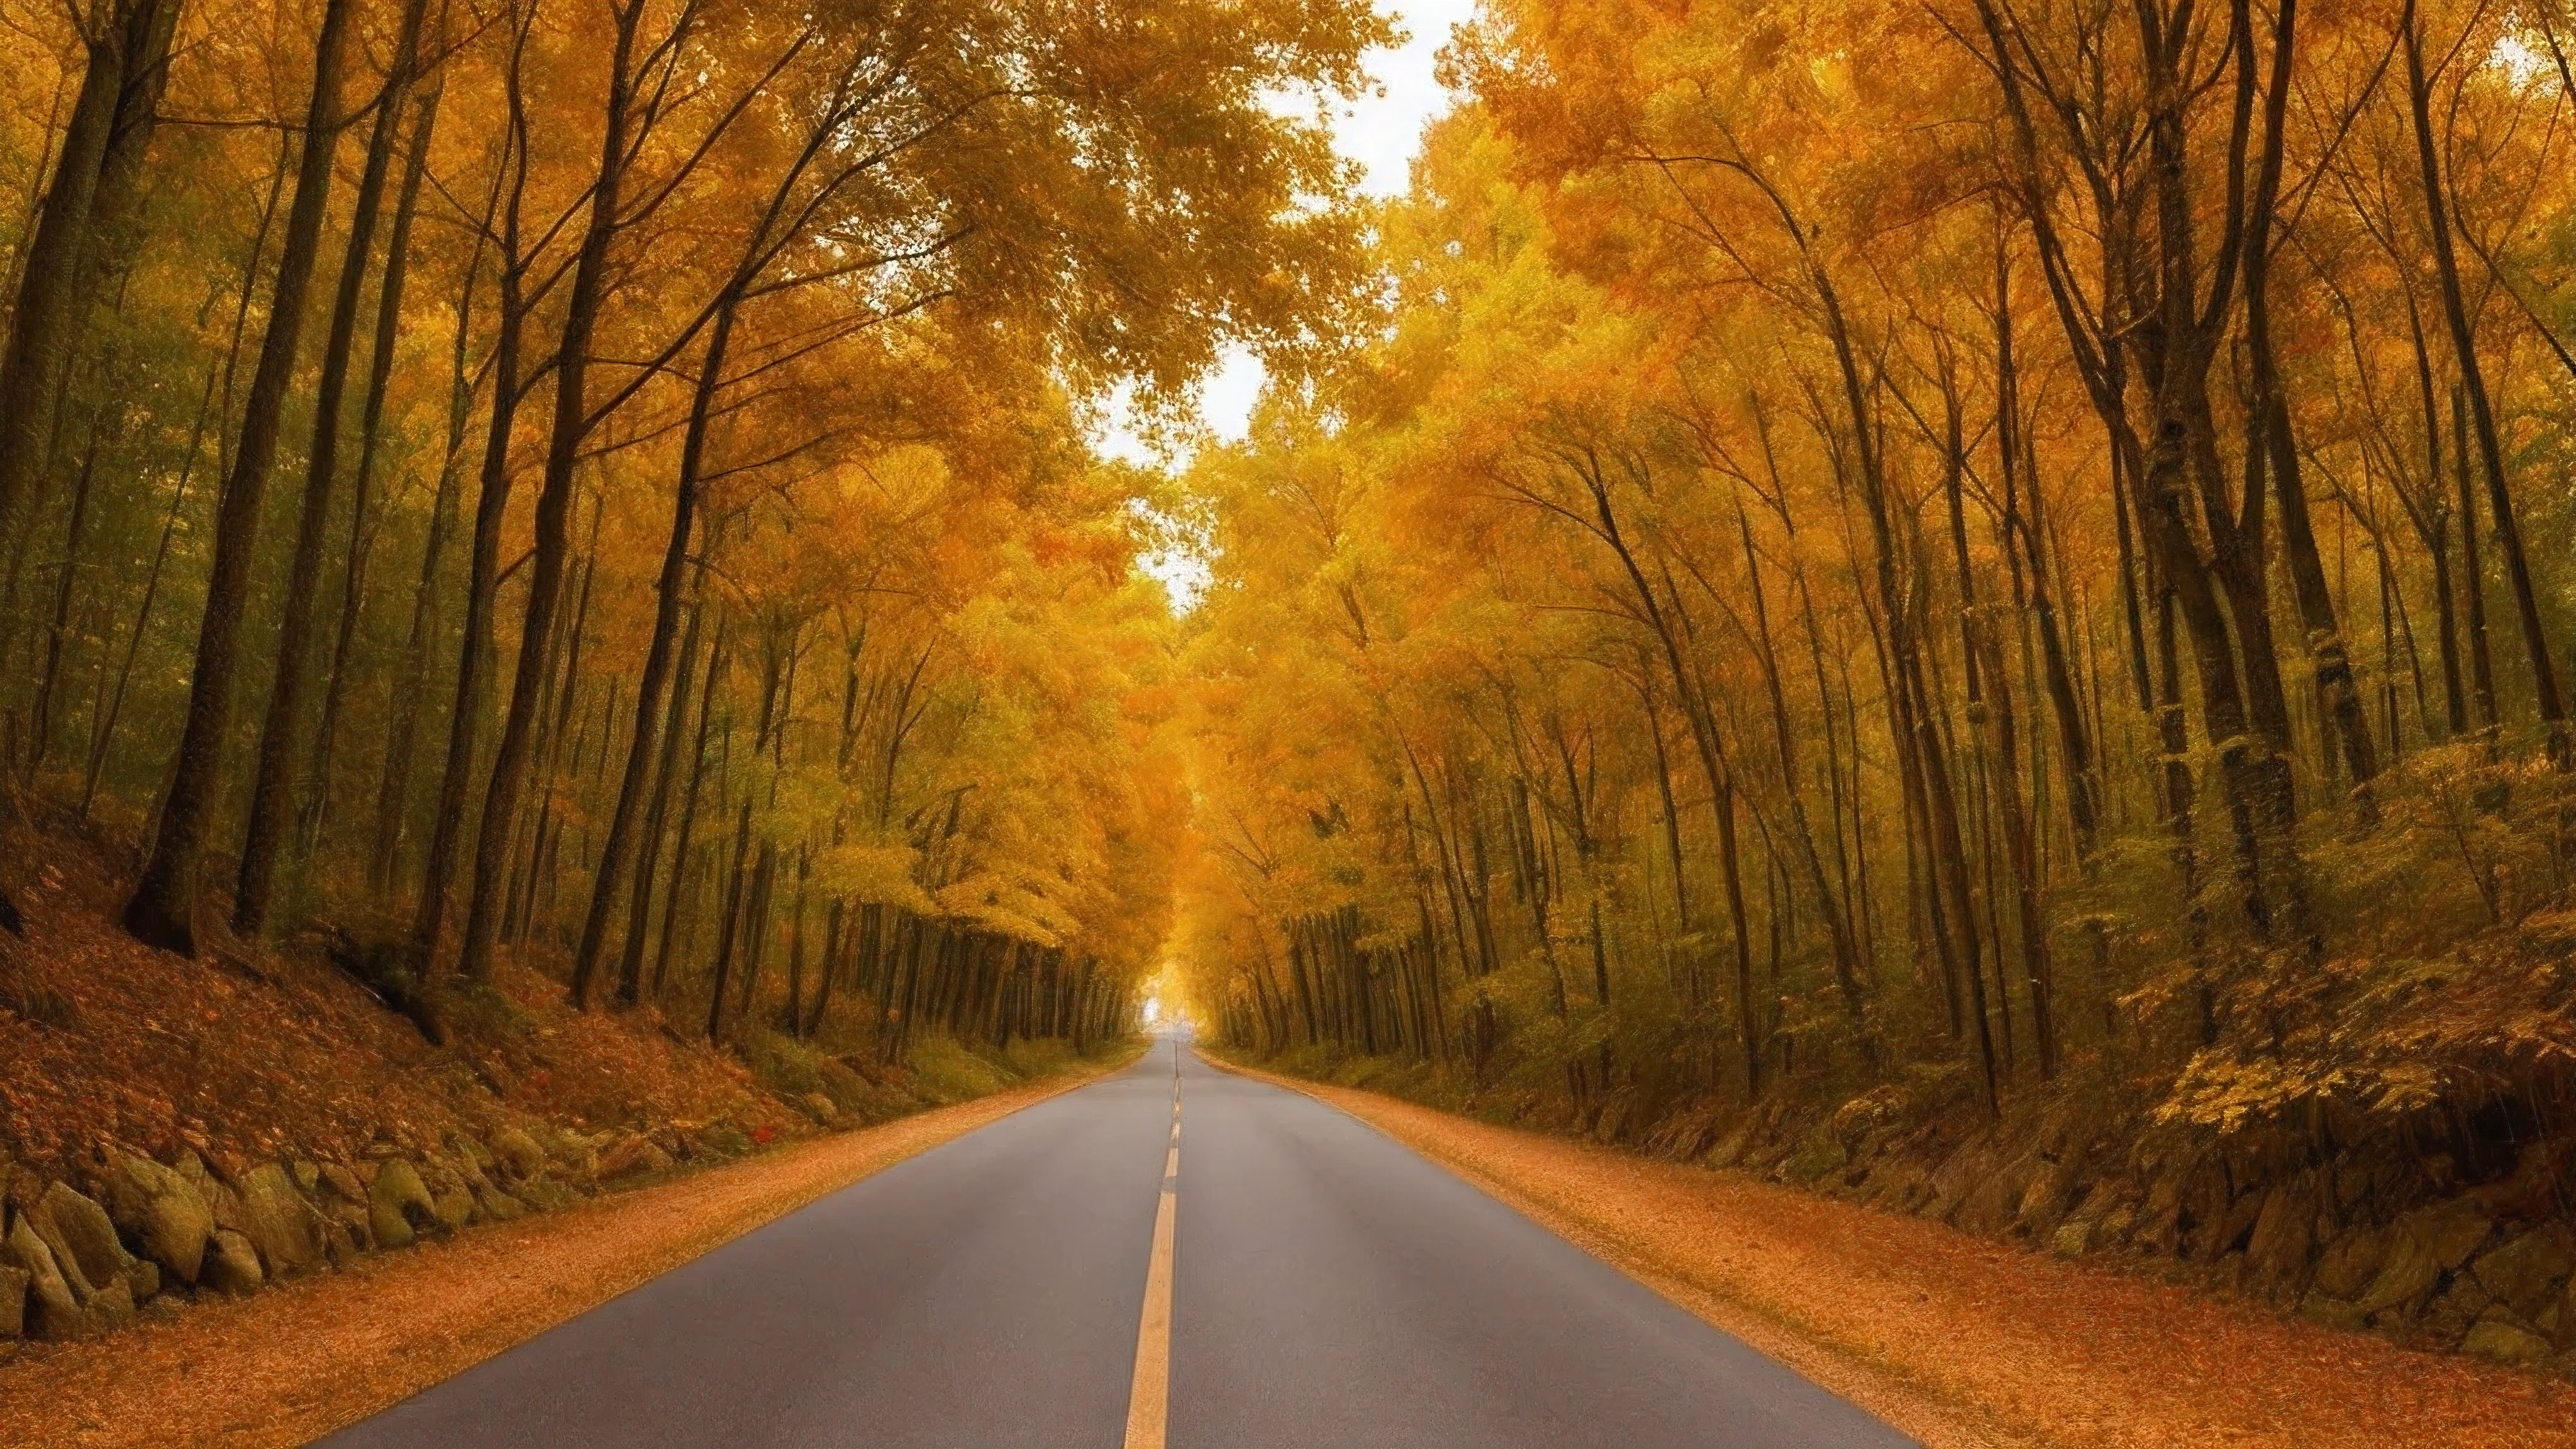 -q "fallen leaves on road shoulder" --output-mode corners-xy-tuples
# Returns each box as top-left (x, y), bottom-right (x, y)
(1223, 1057), (2576, 1449)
